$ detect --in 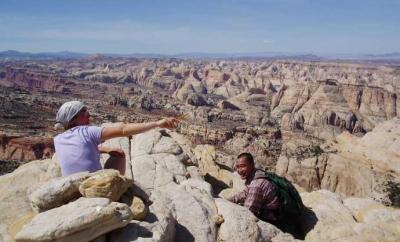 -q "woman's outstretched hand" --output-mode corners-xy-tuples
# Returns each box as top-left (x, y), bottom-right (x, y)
(156, 117), (180, 129)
